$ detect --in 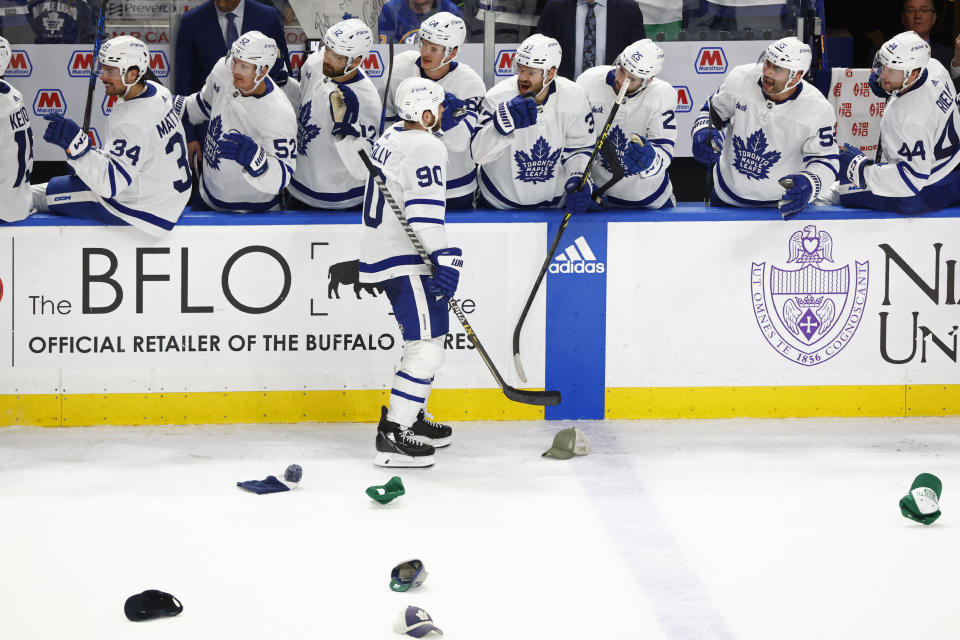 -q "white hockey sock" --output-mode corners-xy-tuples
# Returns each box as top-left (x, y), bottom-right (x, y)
(387, 370), (432, 428)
